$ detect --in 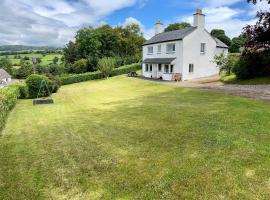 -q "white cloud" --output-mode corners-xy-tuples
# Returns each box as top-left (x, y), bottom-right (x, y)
(0, 0), (141, 46)
(121, 17), (155, 39)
